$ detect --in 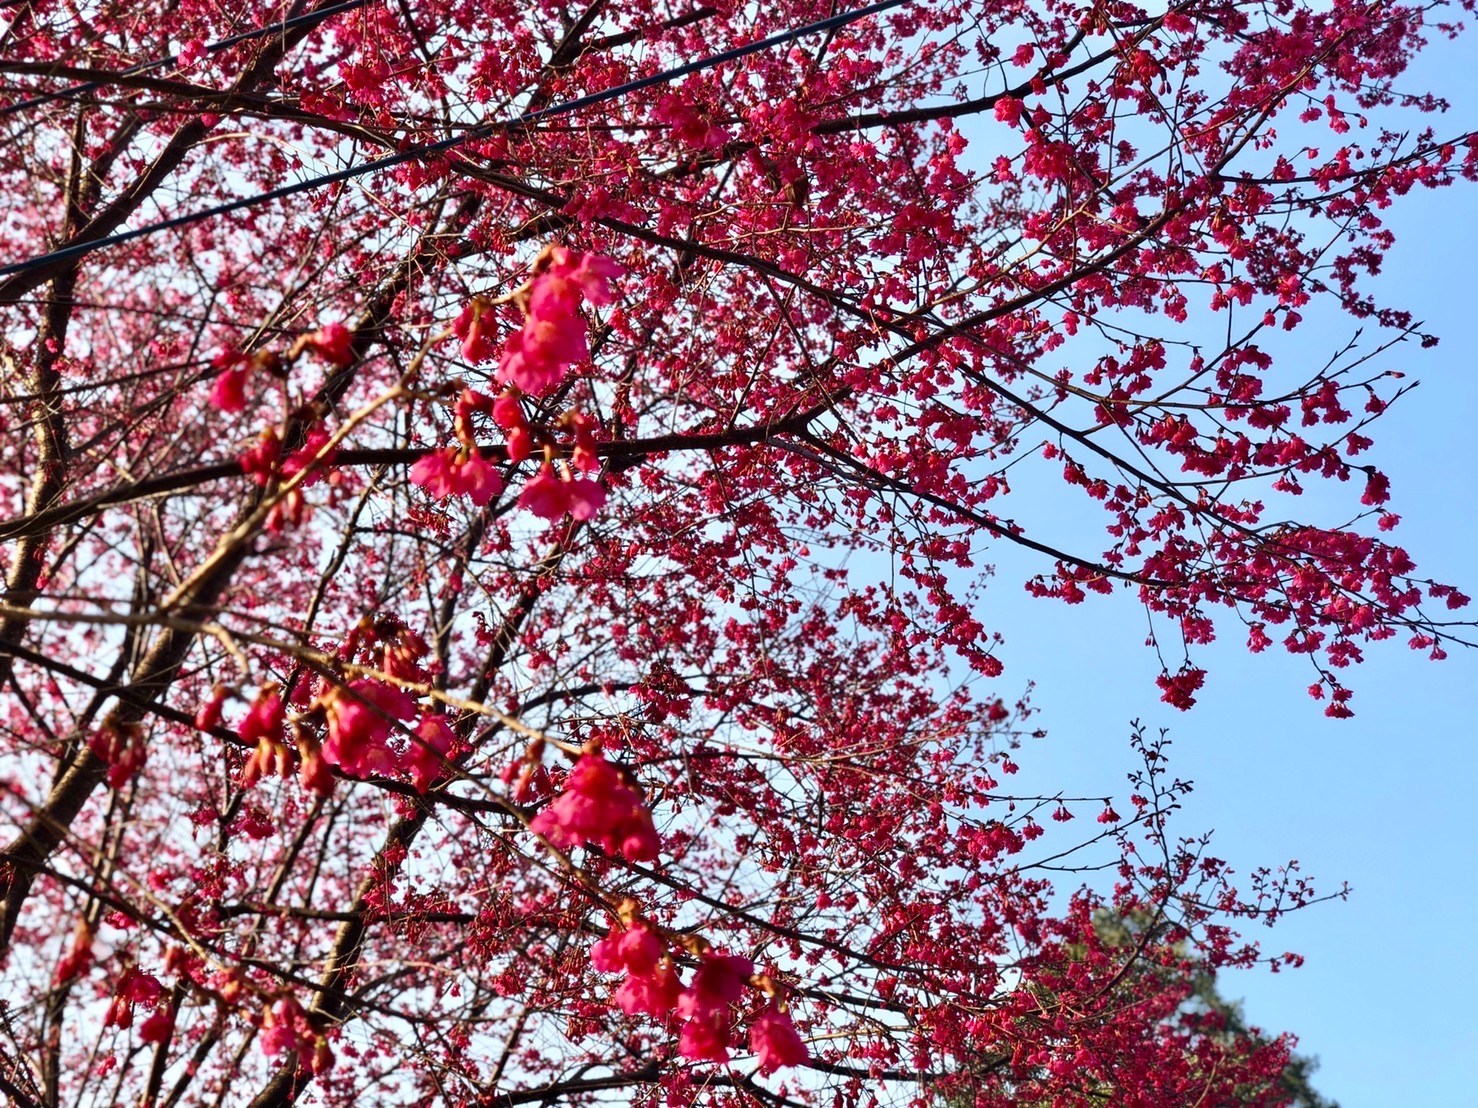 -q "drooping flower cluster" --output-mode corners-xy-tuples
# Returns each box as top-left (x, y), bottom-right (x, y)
(491, 390), (533, 463)
(496, 247), (622, 395)
(53, 921), (94, 984)
(519, 409), (607, 520)
(749, 1003), (810, 1075)
(516, 460), (606, 521)
(587, 917), (808, 1073)
(225, 621), (463, 798)
(403, 715), (457, 793)
(416, 248), (620, 518)
(498, 738), (551, 802)
(232, 425), (342, 532)
(676, 952), (756, 1063)
(259, 997), (334, 1076)
(239, 687), (294, 789)
(547, 792), (808, 1073)
(322, 679), (416, 779)
(89, 720), (148, 788)
(590, 918), (682, 1018)
(409, 389), (505, 505)
(103, 968), (174, 1043)
(208, 347), (277, 414)
(528, 752), (660, 861)
(202, 323), (357, 538)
